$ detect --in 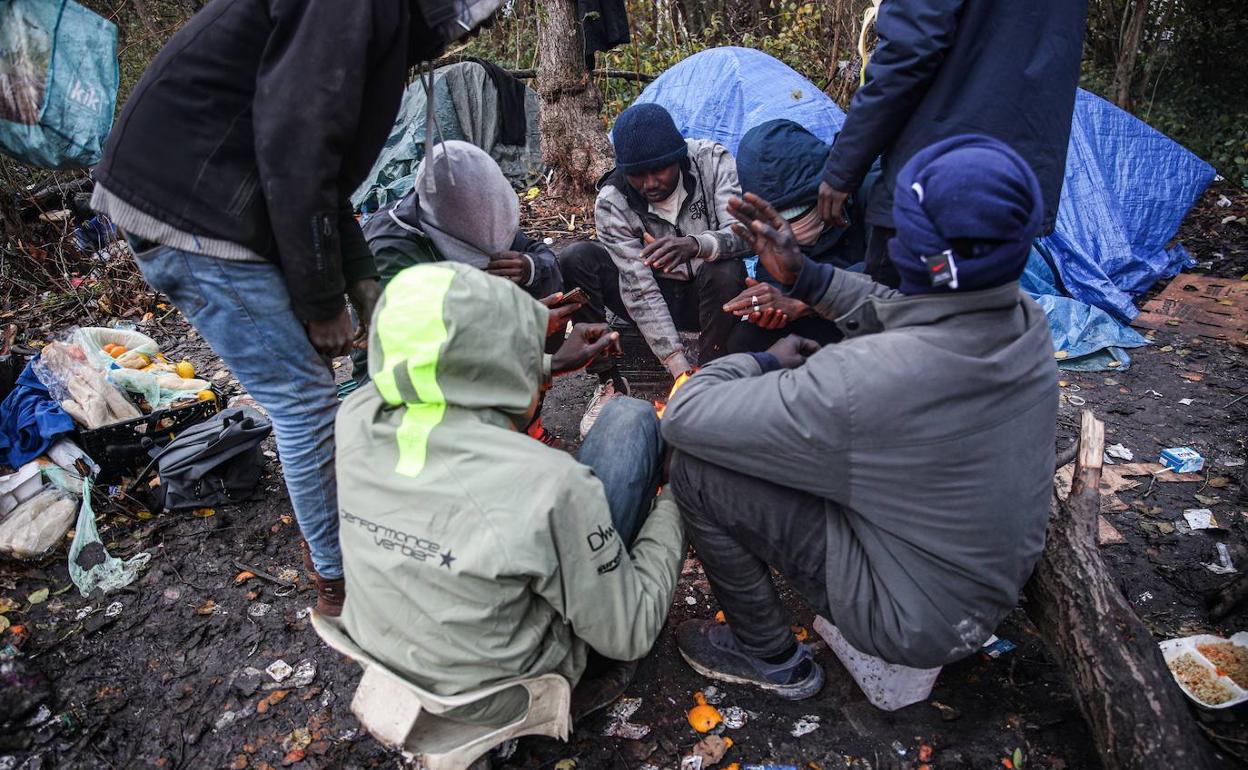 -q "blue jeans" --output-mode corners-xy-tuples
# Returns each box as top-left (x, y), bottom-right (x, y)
(576, 397), (665, 547)
(135, 248), (344, 578)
